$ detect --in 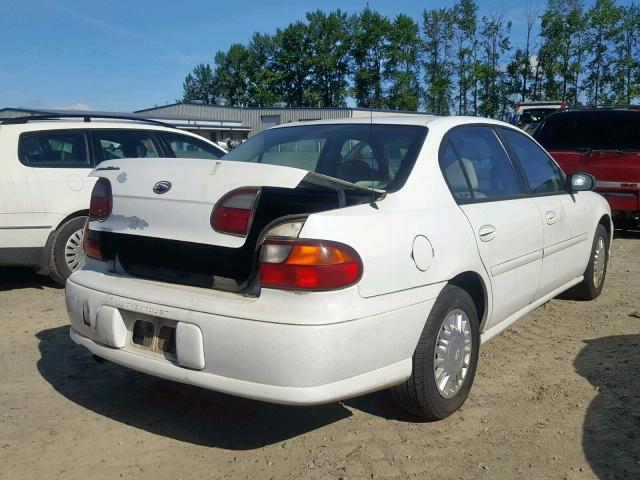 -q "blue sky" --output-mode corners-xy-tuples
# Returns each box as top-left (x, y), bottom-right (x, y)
(0, 0), (604, 112)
